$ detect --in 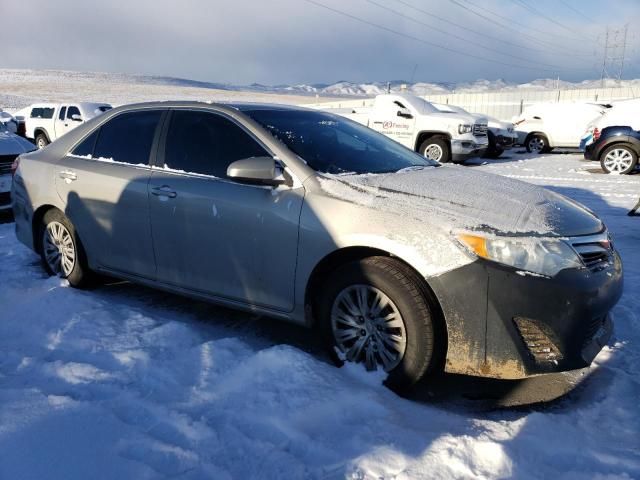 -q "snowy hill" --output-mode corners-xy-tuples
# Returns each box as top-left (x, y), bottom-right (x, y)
(1, 69), (639, 110)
